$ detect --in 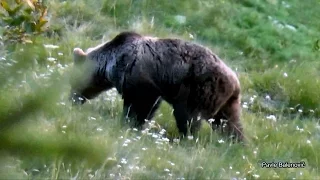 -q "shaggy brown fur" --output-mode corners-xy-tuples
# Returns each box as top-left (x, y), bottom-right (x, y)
(70, 31), (244, 141)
